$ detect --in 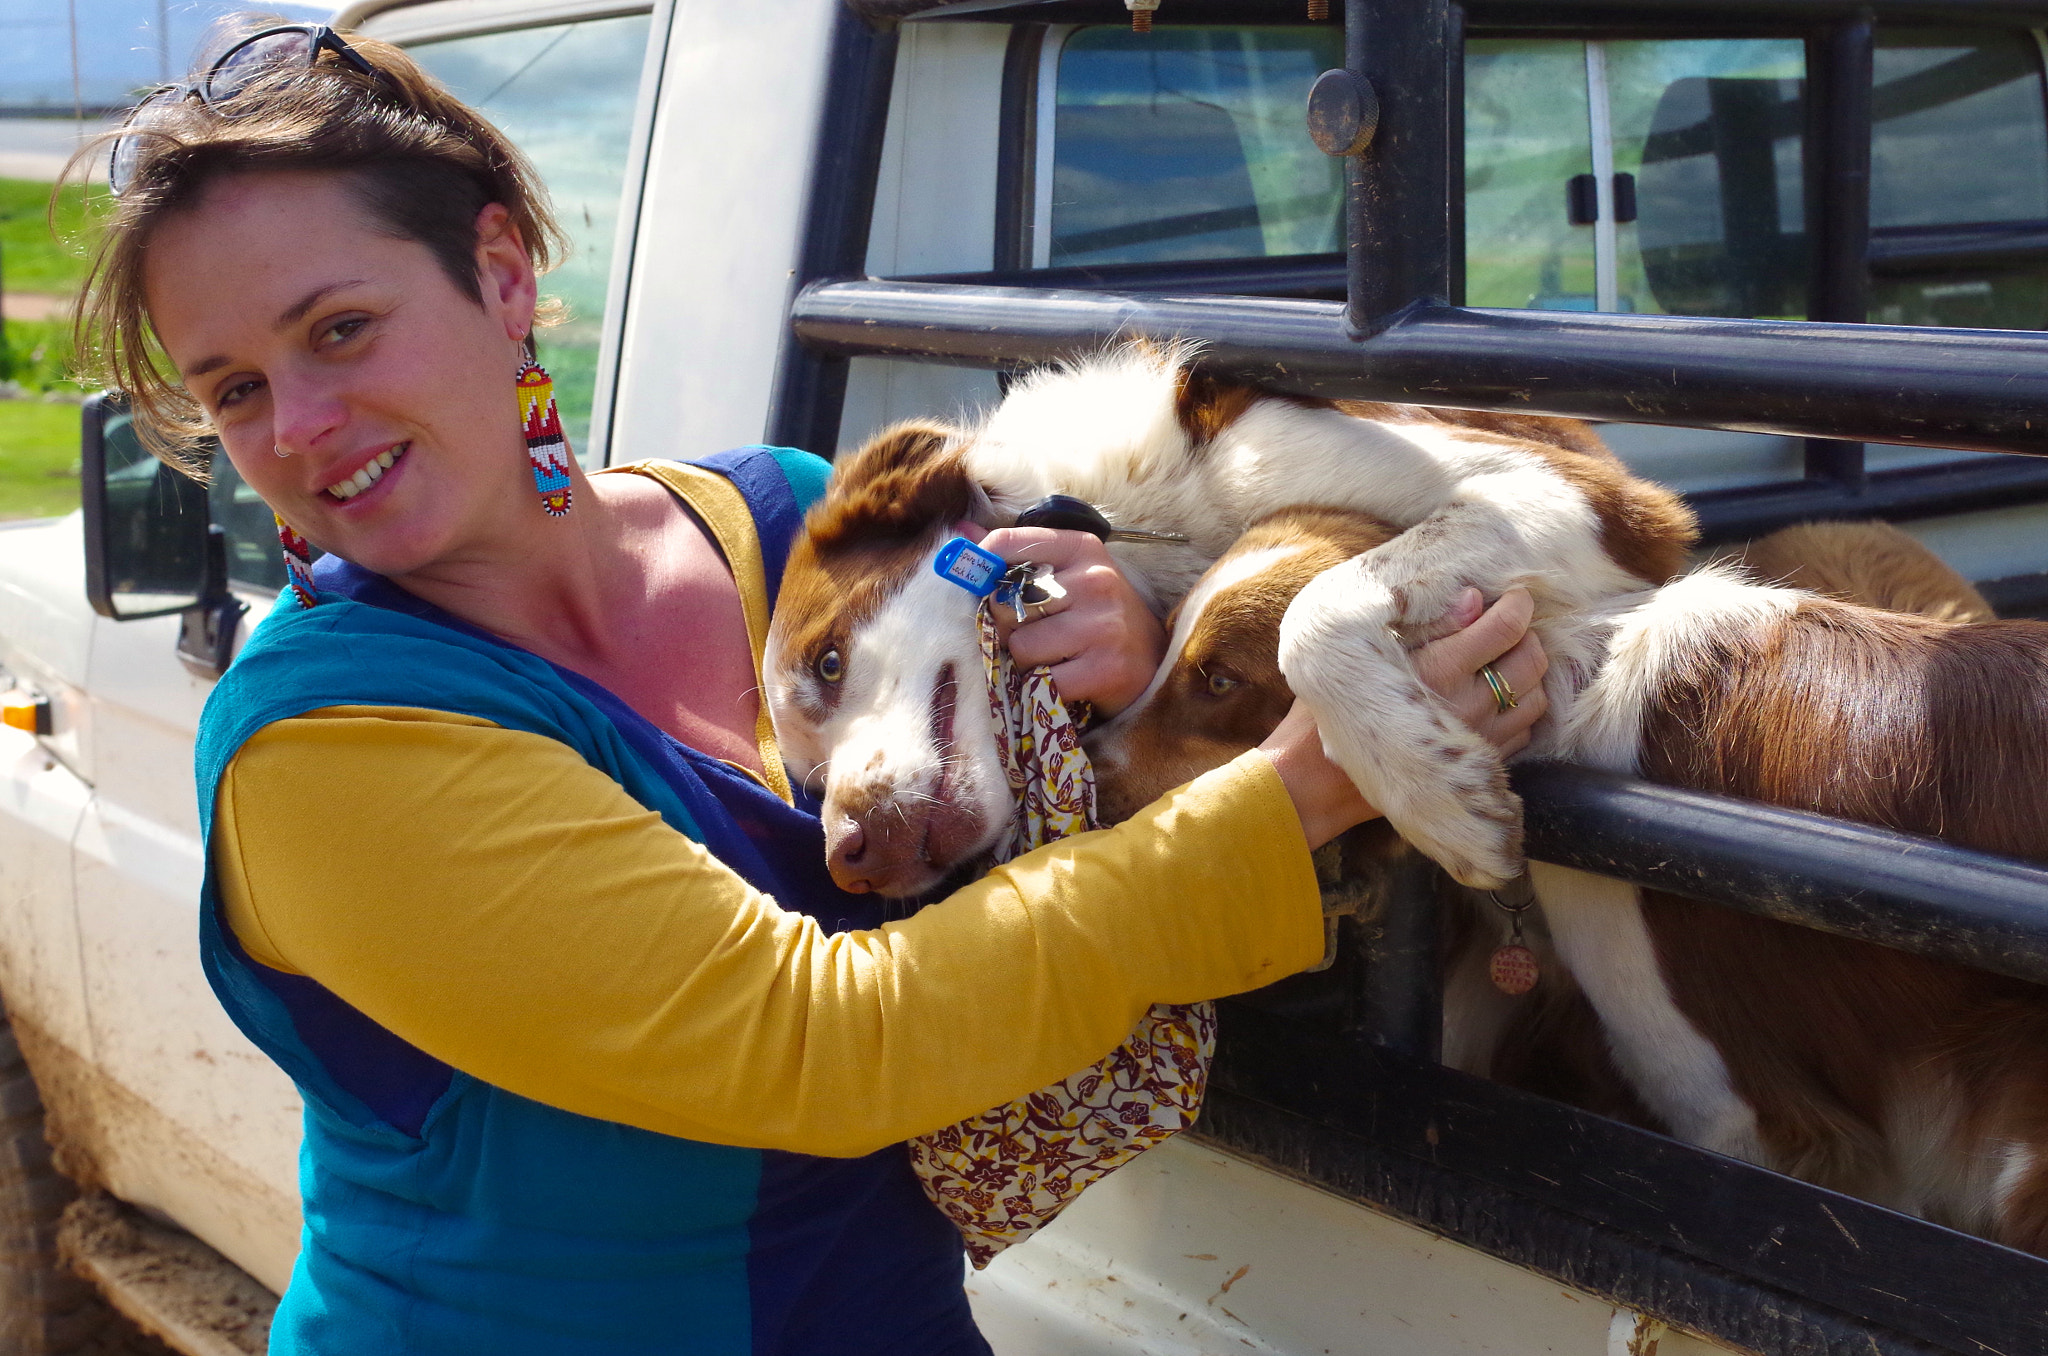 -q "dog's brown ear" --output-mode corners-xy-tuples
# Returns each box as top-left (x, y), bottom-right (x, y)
(1173, 368), (1262, 448)
(808, 420), (985, 552)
